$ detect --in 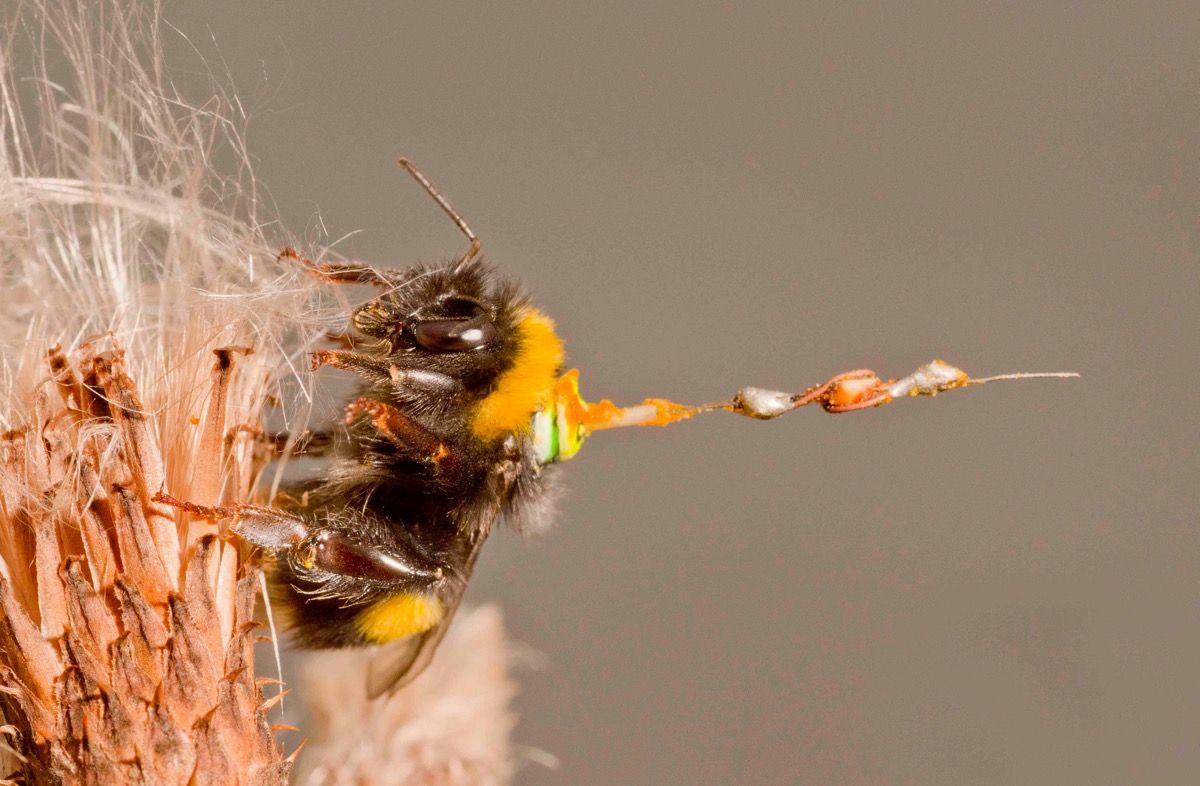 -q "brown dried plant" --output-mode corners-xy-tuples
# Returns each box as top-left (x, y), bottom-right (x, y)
(0, 2), (524, 784)
(0, 0), (320, 782)
(0, 342), (288, 784)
